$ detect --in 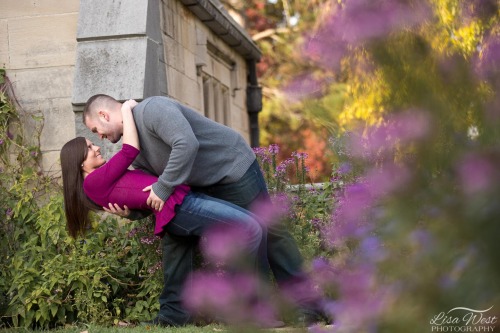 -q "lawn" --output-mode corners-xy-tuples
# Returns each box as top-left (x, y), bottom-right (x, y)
(0, 323), (314, 333)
